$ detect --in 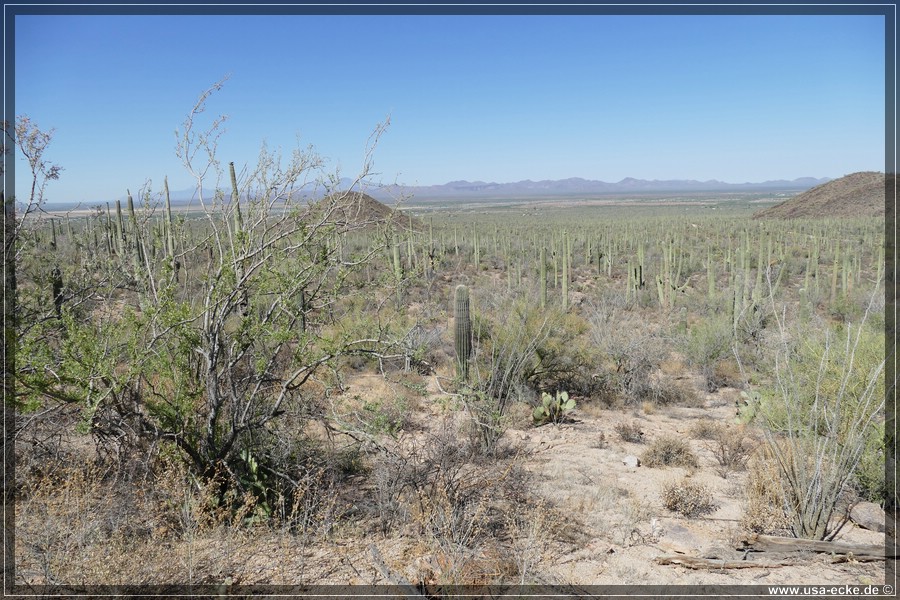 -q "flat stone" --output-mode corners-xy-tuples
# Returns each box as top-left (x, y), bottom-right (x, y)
(657, 523), (703, 555)
(850, 501), (886, 532)
(622, 455), (641, 468)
